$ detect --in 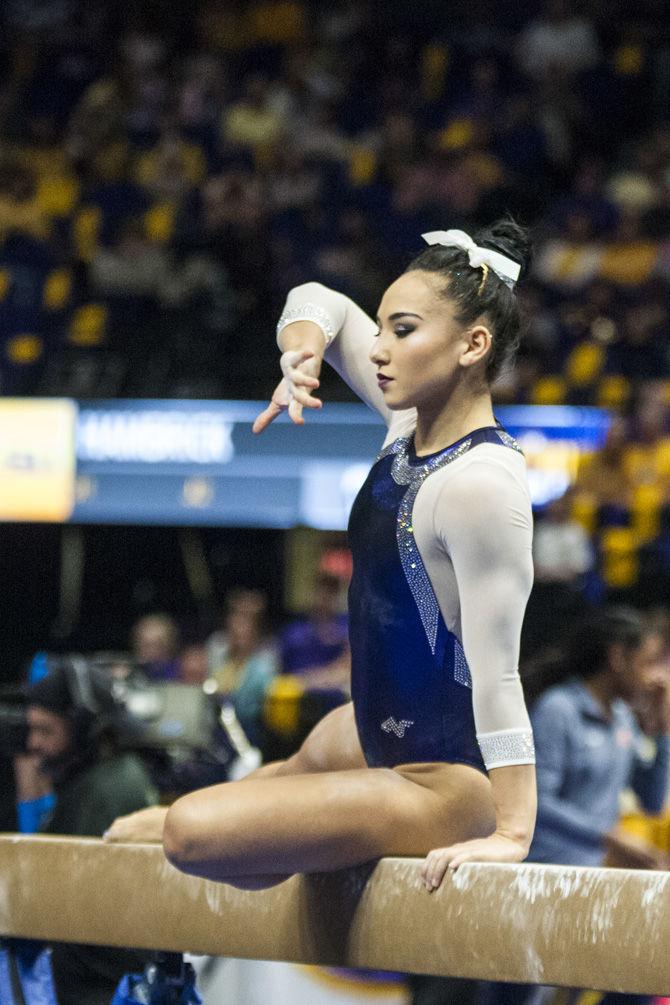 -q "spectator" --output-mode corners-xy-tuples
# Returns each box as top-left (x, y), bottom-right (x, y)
(532, 491), (593, 585)
(279, 571), (350, 691)
(89, 218), (170, 299)
(207, 588), (278, 745)
(65, 77), (126, 169)
(131, 613), (180, 681)
(524, 490), (593, 659)
(516, 0), (601, 82)
(20, 663), (157, 1005)
(221, 72), (285, 155)
(134, 130), (206, 204)
(178, 640), (209, 685)
(575, 414), (634, 508)
(0, 158), (51, 243)
(484, 608), (670, 1005)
